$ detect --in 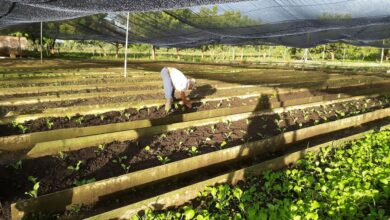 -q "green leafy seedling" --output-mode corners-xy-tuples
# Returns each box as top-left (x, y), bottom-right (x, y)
(25, 176), (40, 198)
(56, 151), (68, 160)
(187, 146), (200, 156)
(219, 141), (227, 149)
(94, 144), (106, 154)
(67, 160), (82, 172)
(113, 156), (130, 173)
(100, 115), (105, 121)
(224, 131), (233, 139)
(121, 164), (131, 173)
(210, 125), (217, 133)
(9, 160), (22, 170)
(144, 145), (151, 152)
(75, 116), (84, 125)
(157, 155), (171, 164)
(46, 119), (54, 129)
